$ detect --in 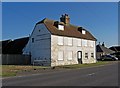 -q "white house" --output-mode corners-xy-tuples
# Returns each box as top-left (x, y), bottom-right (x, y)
(23, 14), (97, 66)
